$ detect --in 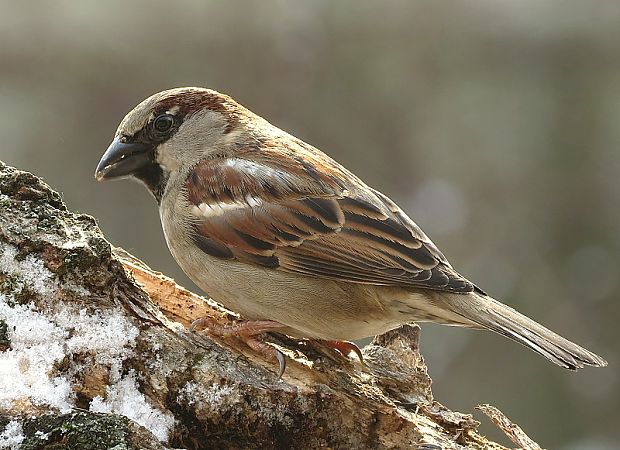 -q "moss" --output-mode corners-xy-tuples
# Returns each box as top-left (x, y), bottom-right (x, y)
(0, 274), (37, 305)
(0, 166), (65, 211)
(0, 274), (20, 297)
(87, 234), (114, 261)
(17, 412), (138, 450)
(62, 249), (102, 275)
(0, 319), (9, 351)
